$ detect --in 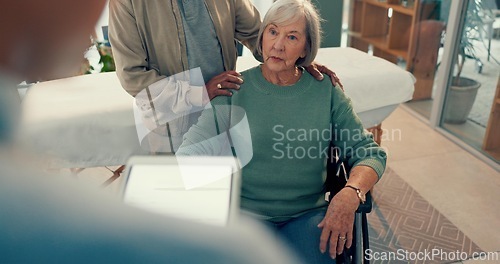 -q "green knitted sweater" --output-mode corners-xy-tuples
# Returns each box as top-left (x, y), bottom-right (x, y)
(178, 65), (386, 222)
